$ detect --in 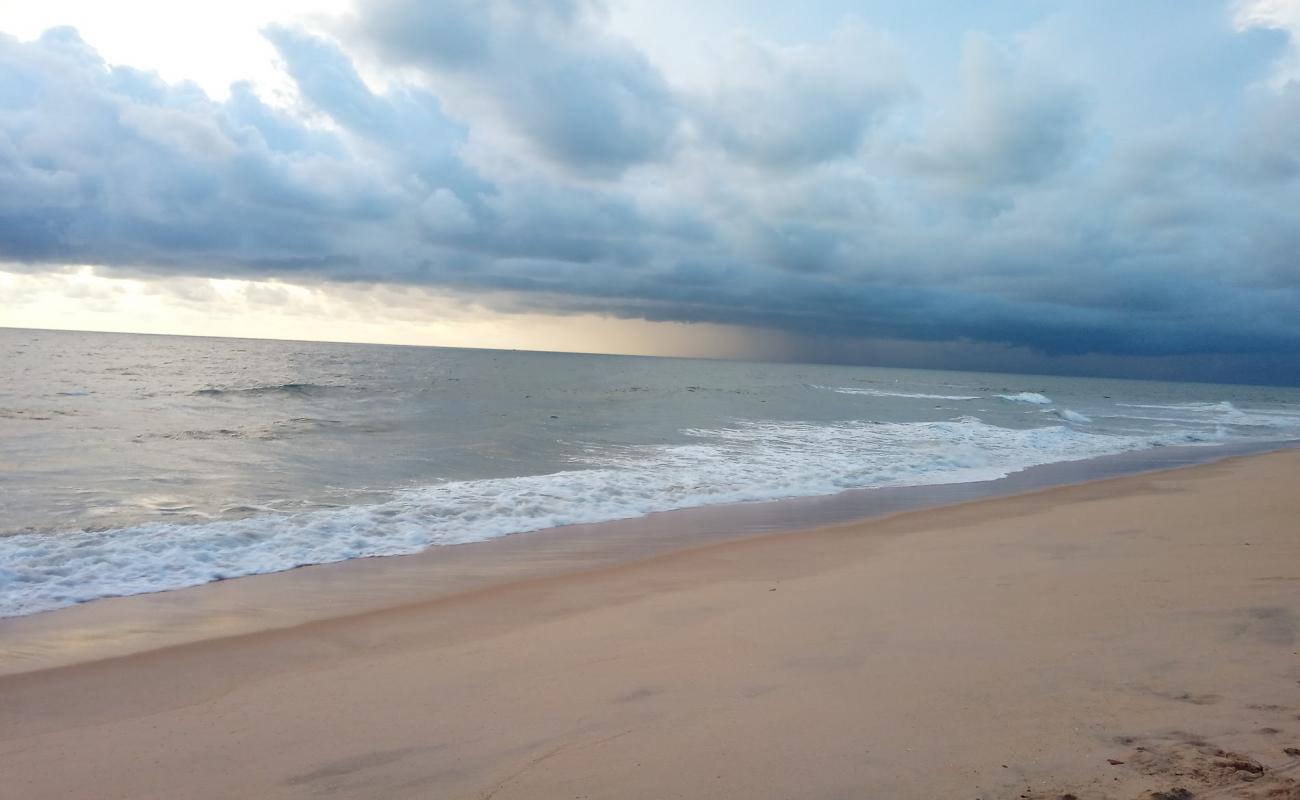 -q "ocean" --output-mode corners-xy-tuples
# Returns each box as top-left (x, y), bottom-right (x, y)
(3, 327), (1299, 618)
